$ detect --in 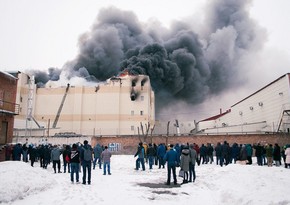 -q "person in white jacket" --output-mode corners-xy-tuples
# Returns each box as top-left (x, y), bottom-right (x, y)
(285, 145), (290, 168)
